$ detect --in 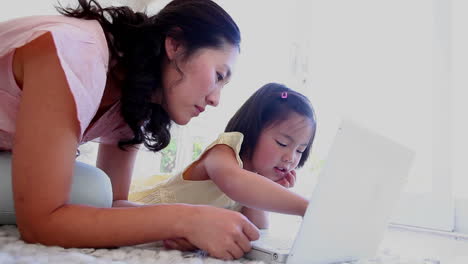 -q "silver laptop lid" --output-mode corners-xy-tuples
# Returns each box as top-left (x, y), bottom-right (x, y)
(287, 119), (415, 264)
